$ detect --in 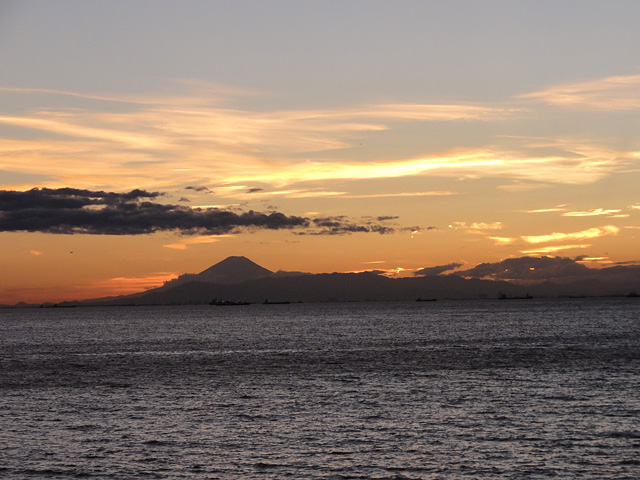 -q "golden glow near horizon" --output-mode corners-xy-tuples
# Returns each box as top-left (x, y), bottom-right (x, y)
(1, 2), (640, 304)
